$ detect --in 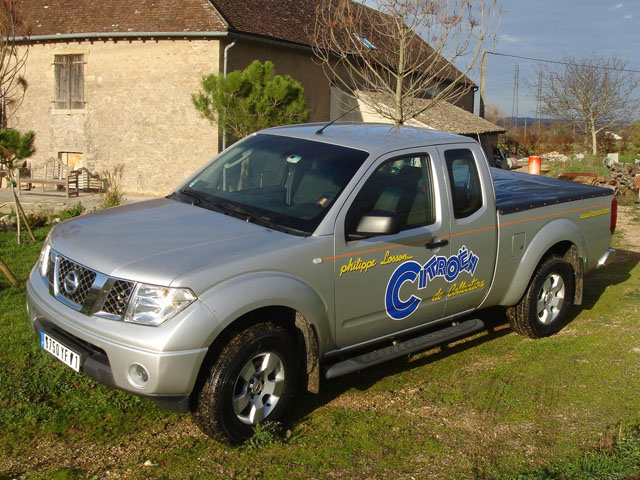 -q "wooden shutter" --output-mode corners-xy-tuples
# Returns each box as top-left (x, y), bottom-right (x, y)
(54, 54), (84, 109)
(54, 55), (70, 109)
(69, 54), (84, 109)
